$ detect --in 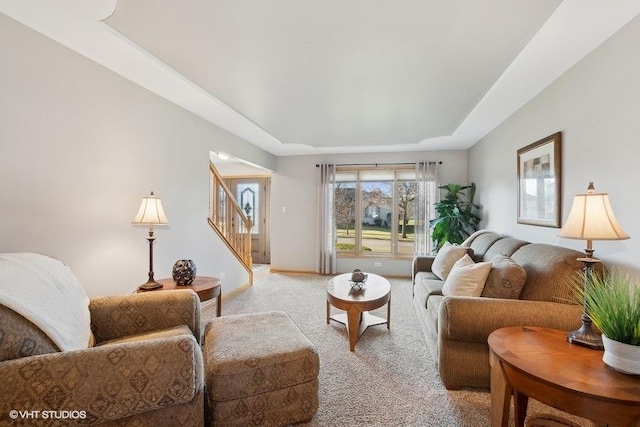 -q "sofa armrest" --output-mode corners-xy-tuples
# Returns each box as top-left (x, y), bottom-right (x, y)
(412, 256), (436, 282)
(439, 296), (583, 344)
(0, 334), (203, 425)
(90, 290), (201, 343)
